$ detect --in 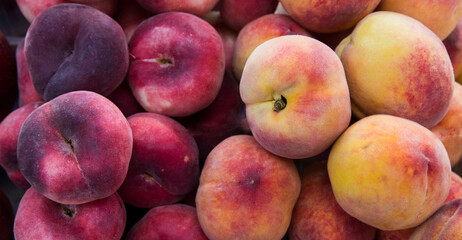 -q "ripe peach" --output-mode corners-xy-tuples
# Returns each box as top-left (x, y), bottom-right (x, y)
(0, 101), (43, 190)
(17, 91), (133, 204)
(107, 80), (145, 117)
(289, 161), (377, 240)
(430, 83), (462, 166)
(336, 11), (454, 128)
(114, 0), (152, 41)
(240, 35), (351, 159)
(117, 112), (200, 209)
(126, 204), (207, 240)
(128, 12), (225, 117)
(279, 0), (380, 33)
(196, 135), (301, 240)
(14, 189), (126, 240)
(378, 0), (462, 40)
(328, 114), (452, 231)
(233, 14), (310, 80)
